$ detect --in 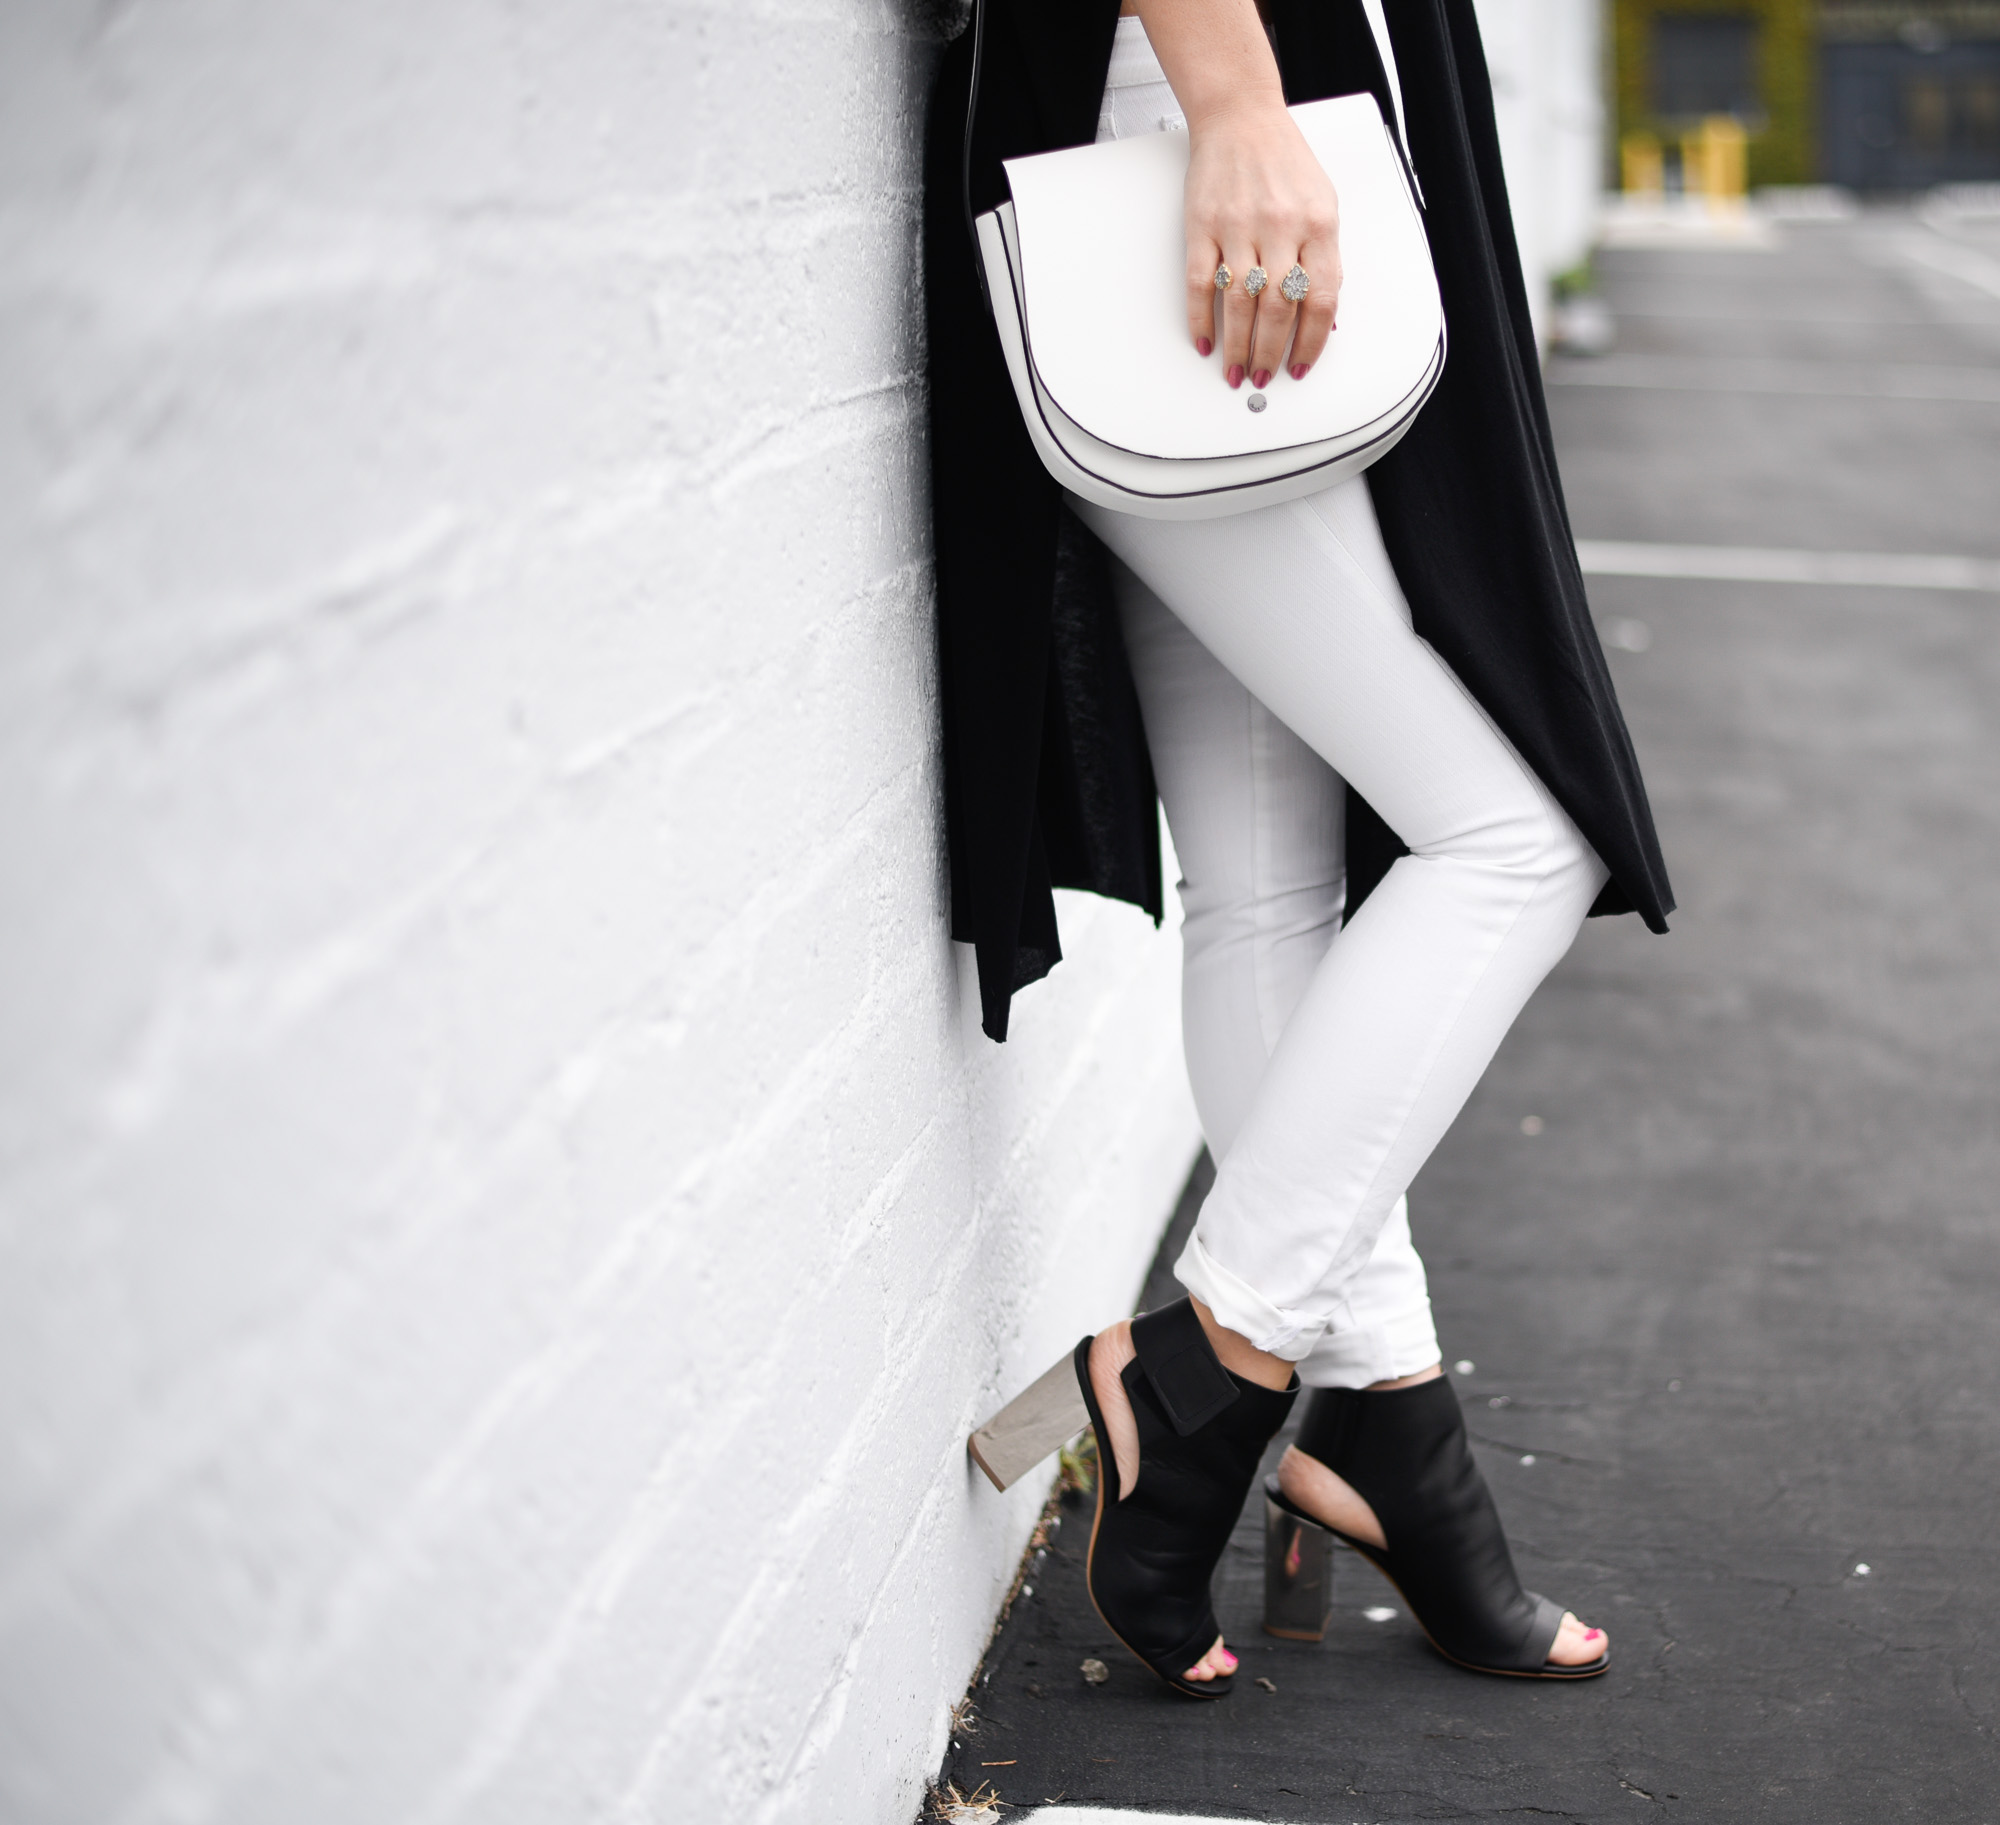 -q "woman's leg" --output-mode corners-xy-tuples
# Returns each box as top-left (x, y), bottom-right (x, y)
(1113, 551), (1441, 1392)
(1078, 477), (1609, 1364)
(1085, 531), (1450, 1684)
(1080, 476), (1610, 1669)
